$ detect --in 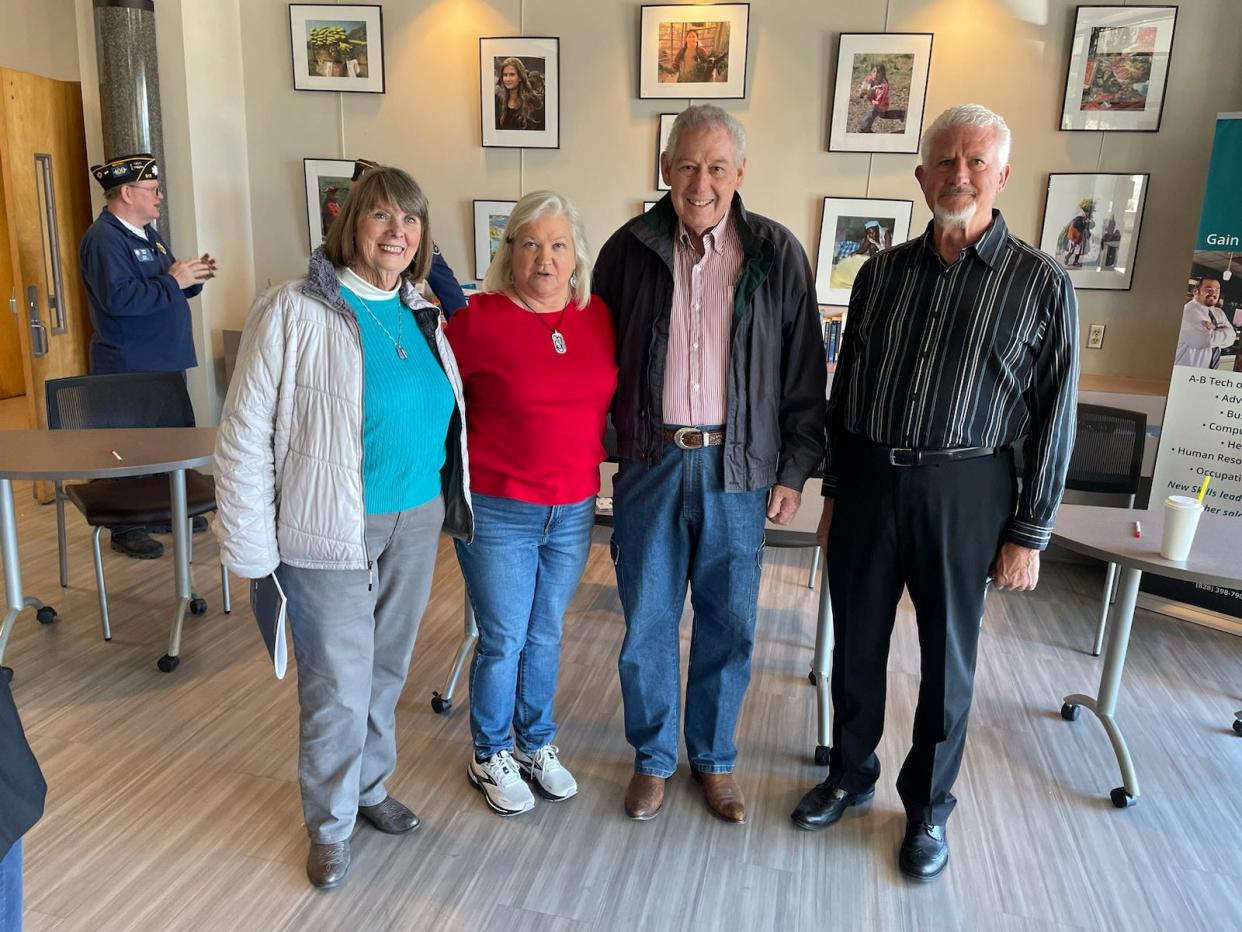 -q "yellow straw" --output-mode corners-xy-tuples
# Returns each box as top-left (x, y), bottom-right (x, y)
(1197, 474), (1211, 504)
